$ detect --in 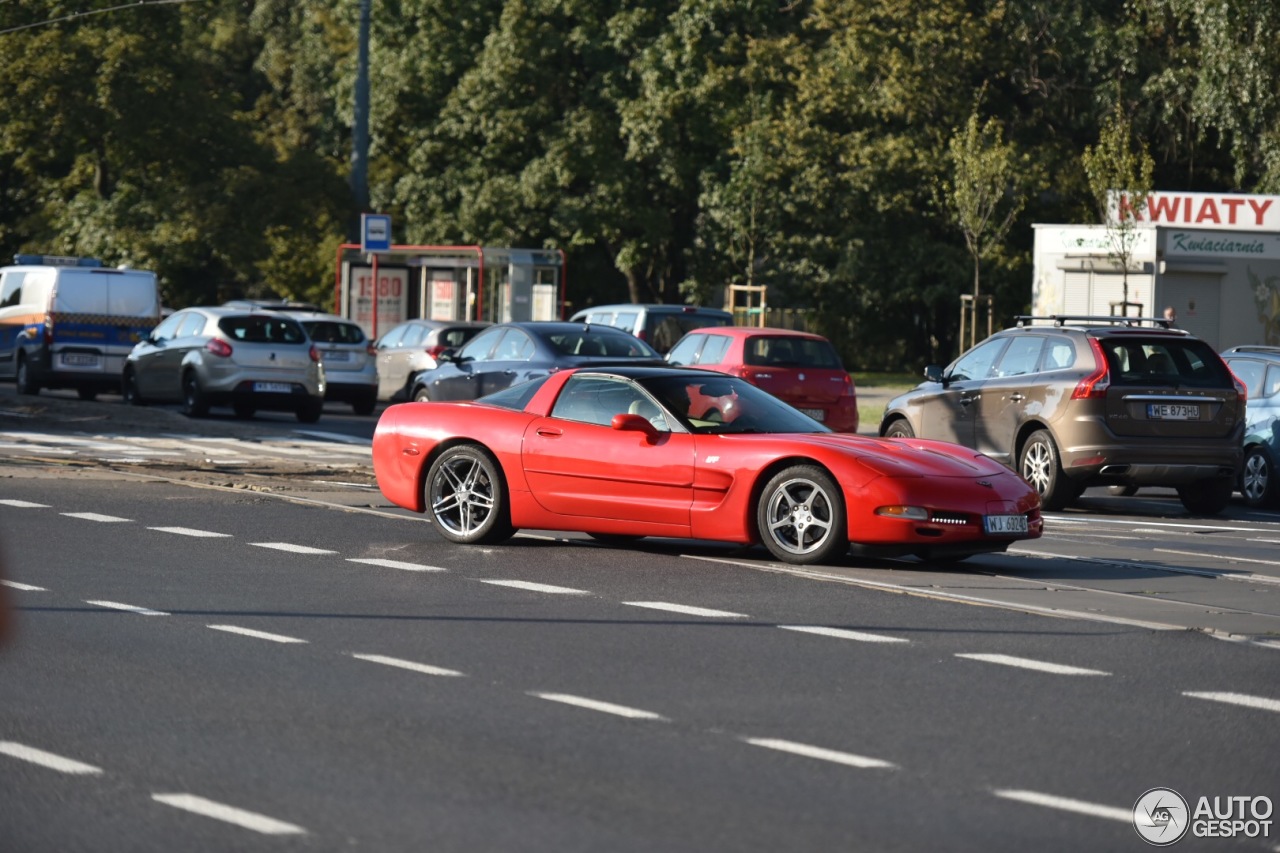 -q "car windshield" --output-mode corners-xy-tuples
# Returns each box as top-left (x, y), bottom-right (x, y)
(639, 375), (831, 435)
(477, 376), (550, 411)
(545, 330), (659, 358)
